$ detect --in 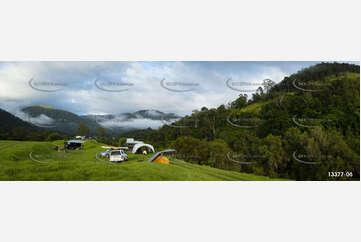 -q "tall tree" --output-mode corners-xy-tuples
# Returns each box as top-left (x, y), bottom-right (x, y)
(97, 127), (106, 137)
(77, 124), (90, 136)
